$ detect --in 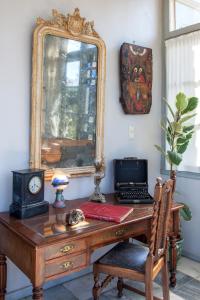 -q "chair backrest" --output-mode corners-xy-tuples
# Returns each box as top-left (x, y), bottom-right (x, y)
(149, 178), (173, 260)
